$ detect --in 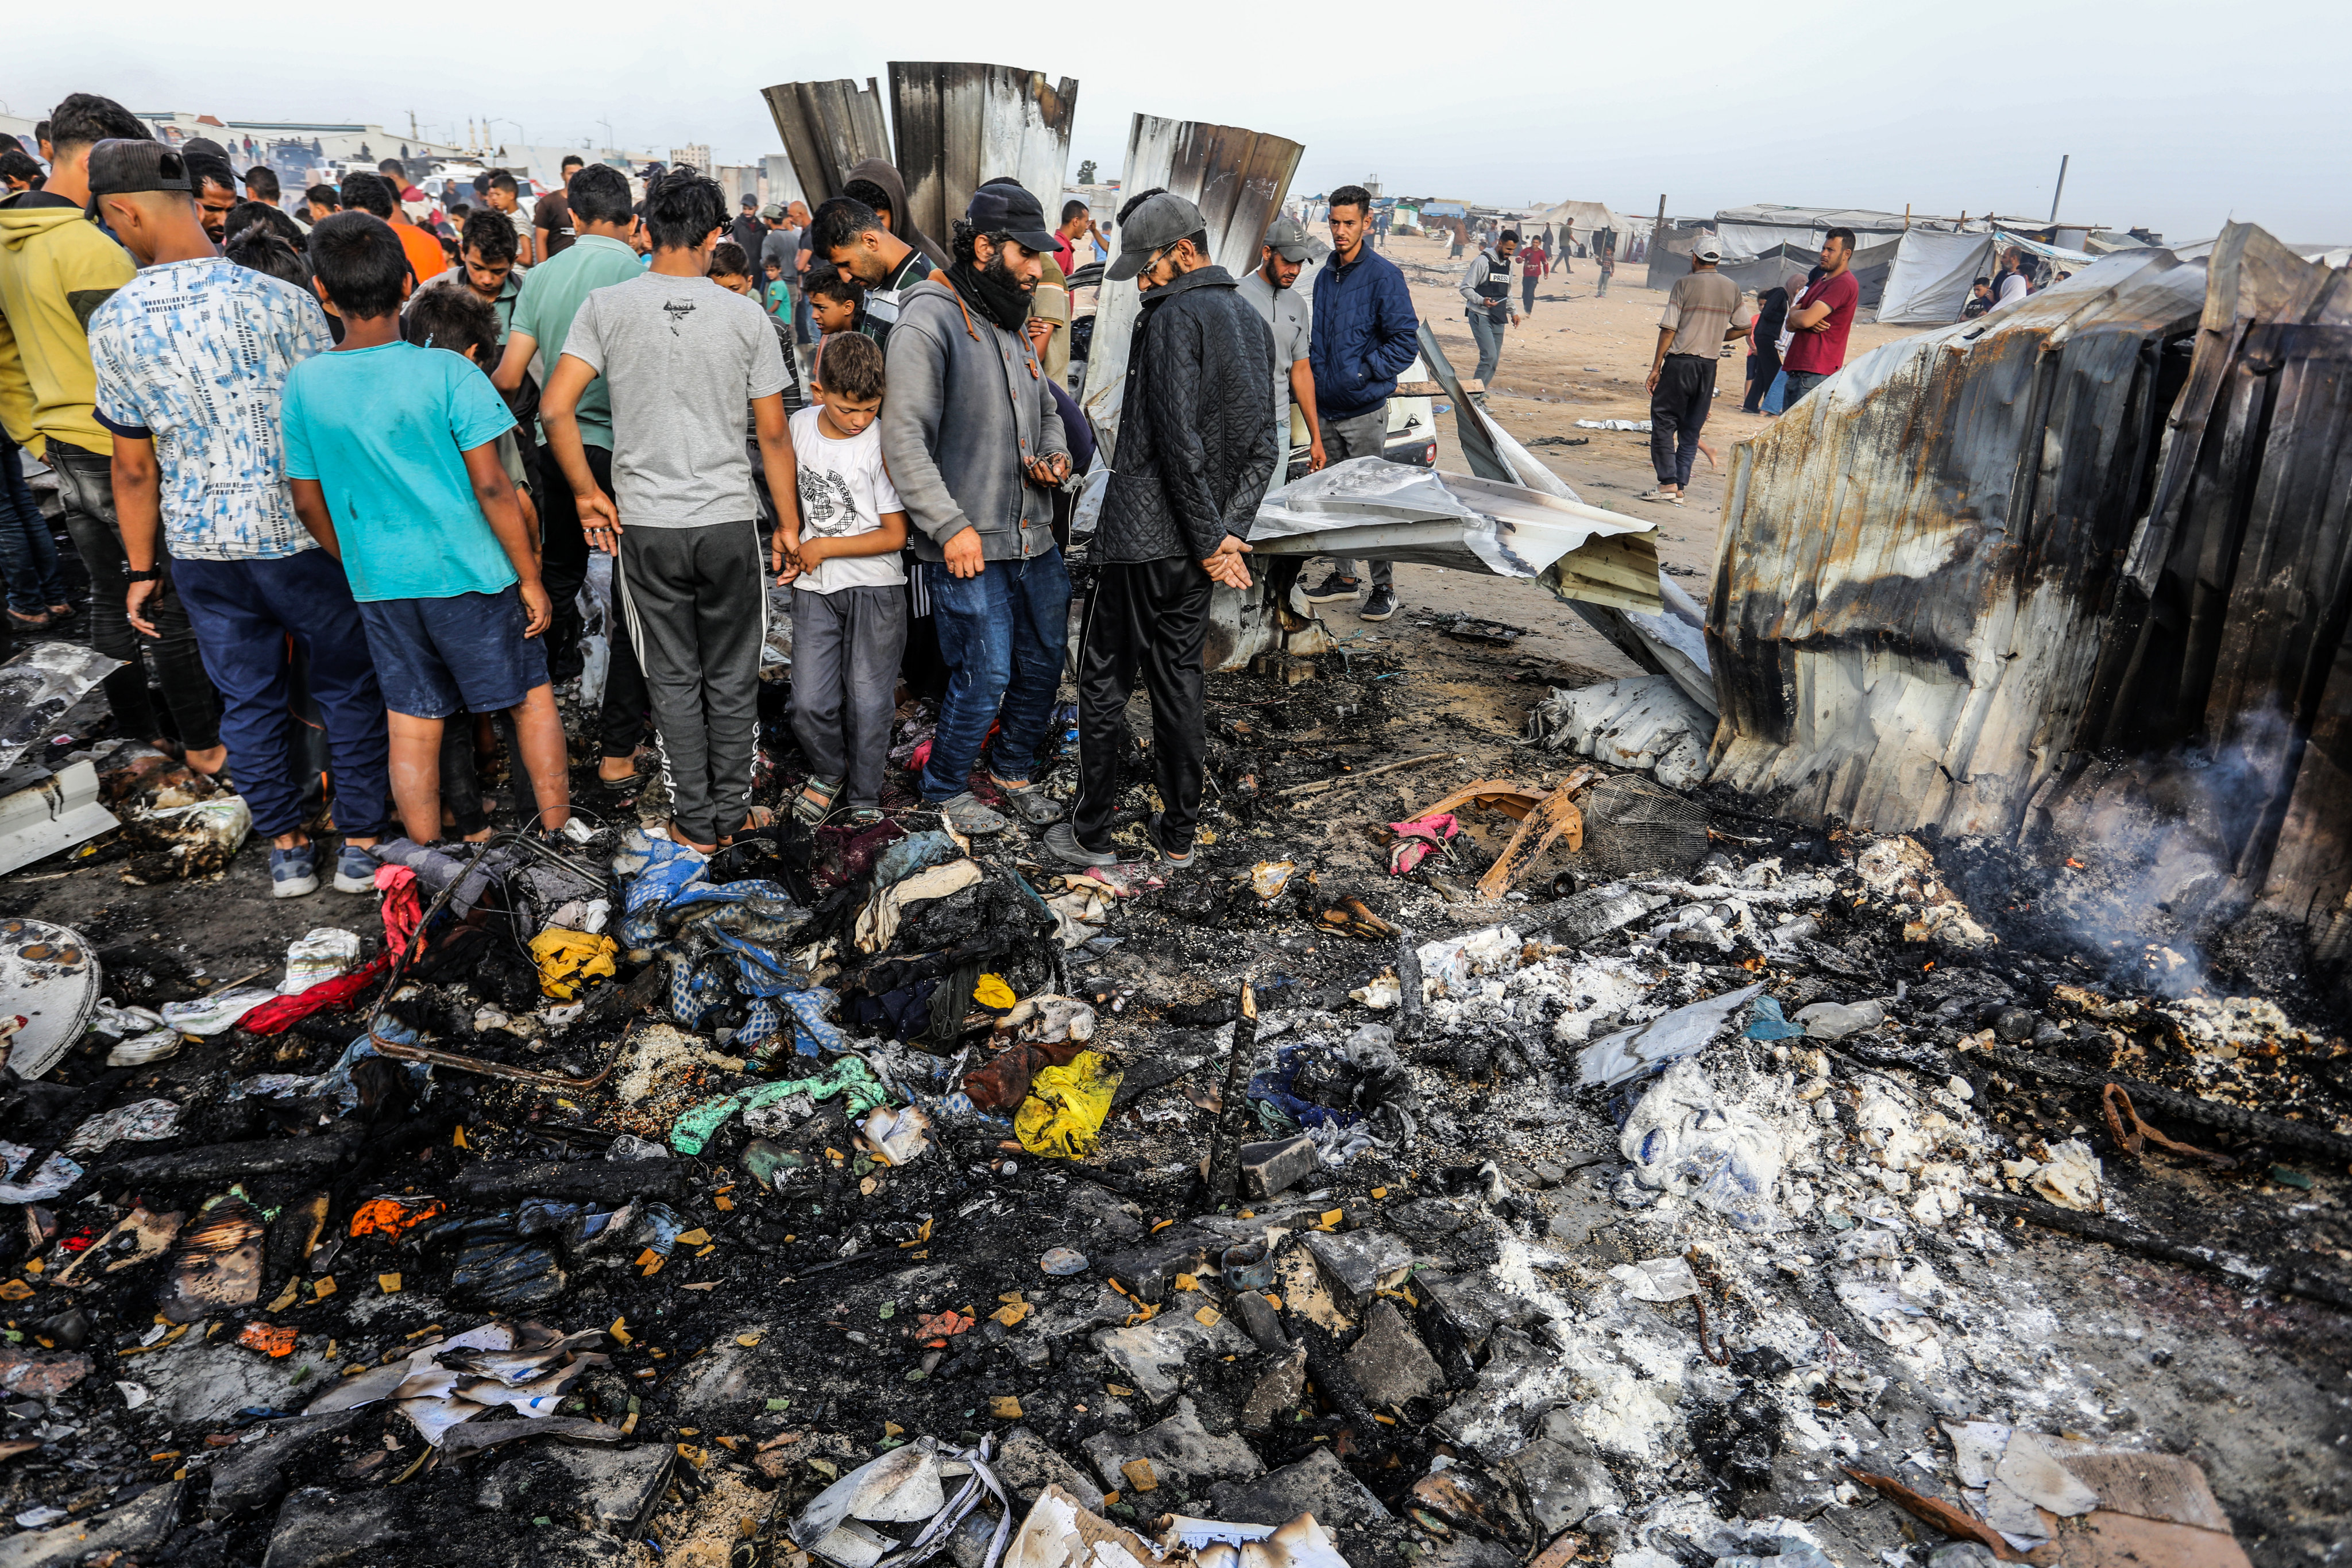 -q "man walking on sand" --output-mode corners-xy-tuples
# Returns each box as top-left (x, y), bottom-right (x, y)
(1782, 226), (1859, 410)
(1459, 230), (1520, 387)
(1638, 235), (1752, 505)
(1299, 184), (1418, 623)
